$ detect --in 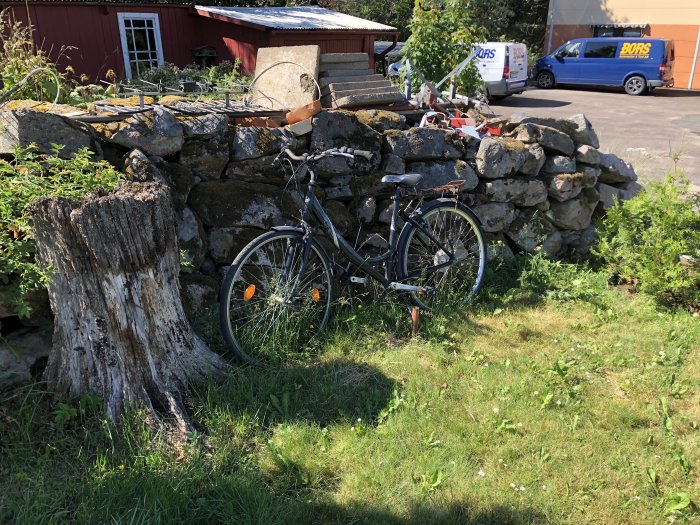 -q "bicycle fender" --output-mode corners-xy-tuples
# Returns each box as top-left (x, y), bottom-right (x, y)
(271, 225), (305, 234)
